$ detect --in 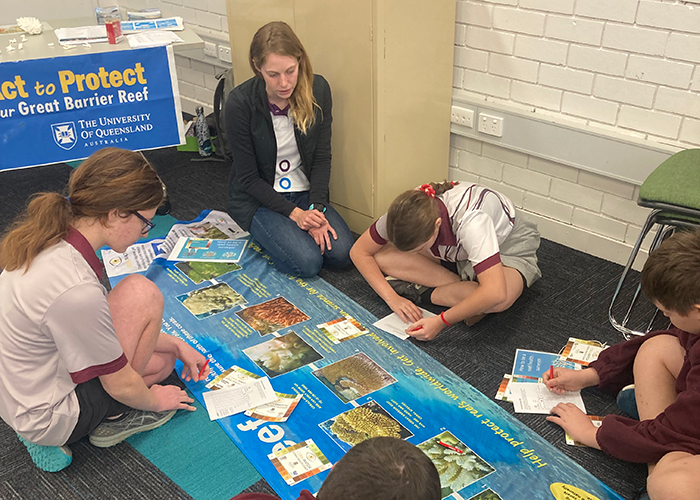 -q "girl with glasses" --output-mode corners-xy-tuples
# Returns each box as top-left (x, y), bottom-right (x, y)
(0, 147), (209, 472)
